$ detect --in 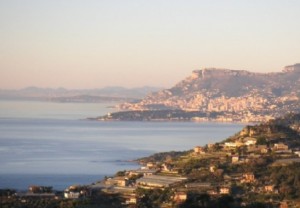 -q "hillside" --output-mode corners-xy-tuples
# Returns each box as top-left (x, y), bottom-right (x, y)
(227, 113), (300, 148)
(132, 113), (300, 207)
(119, 64), (300, 122)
